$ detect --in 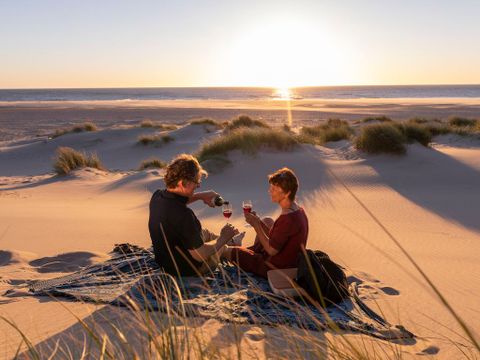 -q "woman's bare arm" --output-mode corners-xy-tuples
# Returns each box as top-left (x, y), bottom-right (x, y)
(251, 220), (279, 257)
